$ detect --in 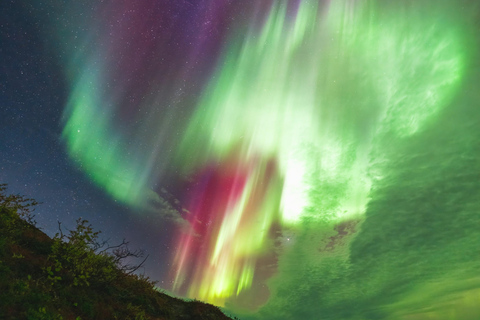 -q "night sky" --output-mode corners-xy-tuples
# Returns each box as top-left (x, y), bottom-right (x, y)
(2, 0), (480, 319)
